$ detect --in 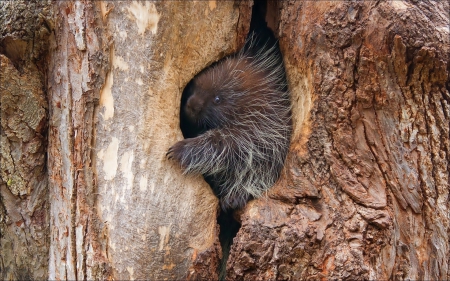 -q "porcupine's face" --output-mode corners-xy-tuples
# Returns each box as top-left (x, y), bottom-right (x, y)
(184, 77), (231, 131)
